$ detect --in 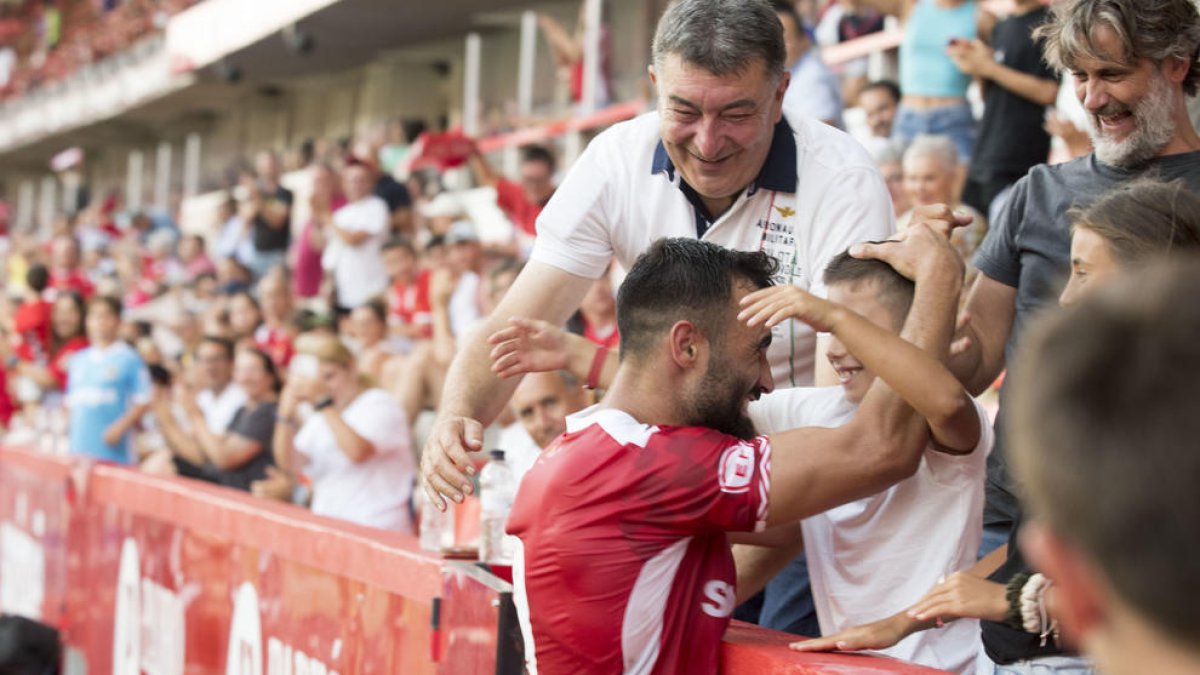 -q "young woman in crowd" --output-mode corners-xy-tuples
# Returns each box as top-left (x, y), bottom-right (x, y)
(11, 292), (89, 407)
(271, 336), (415, 533)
